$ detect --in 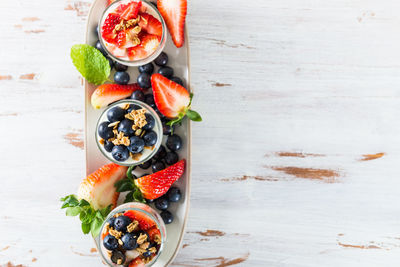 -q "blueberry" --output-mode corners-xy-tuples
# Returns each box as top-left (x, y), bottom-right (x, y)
(162, 122), (174, 135)
(127, 104), (141, 113)
(95, 40), (106, 56)
(107, 216), (116, 227)
(114, 62), (128, 72)
(155, 197), (169, 210)
(158, 66), (174, 78)
(98, 121), (114, 139)
(139, 161), (151, 169)
(107, 57), (114, 70)
(164, 151), (179, 165)
(143, 114), (155, 131)
(154, 52), (168, 66)
(145, 198), (154, 204)
(111, 145), (130, 162)
(104, 140), (114, 152)
(143, 131), (157, 146)
(114, 71), (130, 85)
(114, 215), (132, 232)
(118, 119), (135, 136)
(152, 161), (165, 173)
(111, 250), (126, 265)
(160, 210), (173, 224)
(153, 145), (167, 161)
(95, 24), (99, 36)
(128, 136), (145, 154)
(107, 106), (125, 122)
(121, 233), (138, 250)
(137, 73), (151, 89)
(166, 134), (182, 151)
(103, 235), (118, 250)
(130, 90), (145, 102)
(168, 187), (181, 202)
(170, 76), (183, 86)
(138, 63), (154, 74)
(144, 94), (156, 108)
